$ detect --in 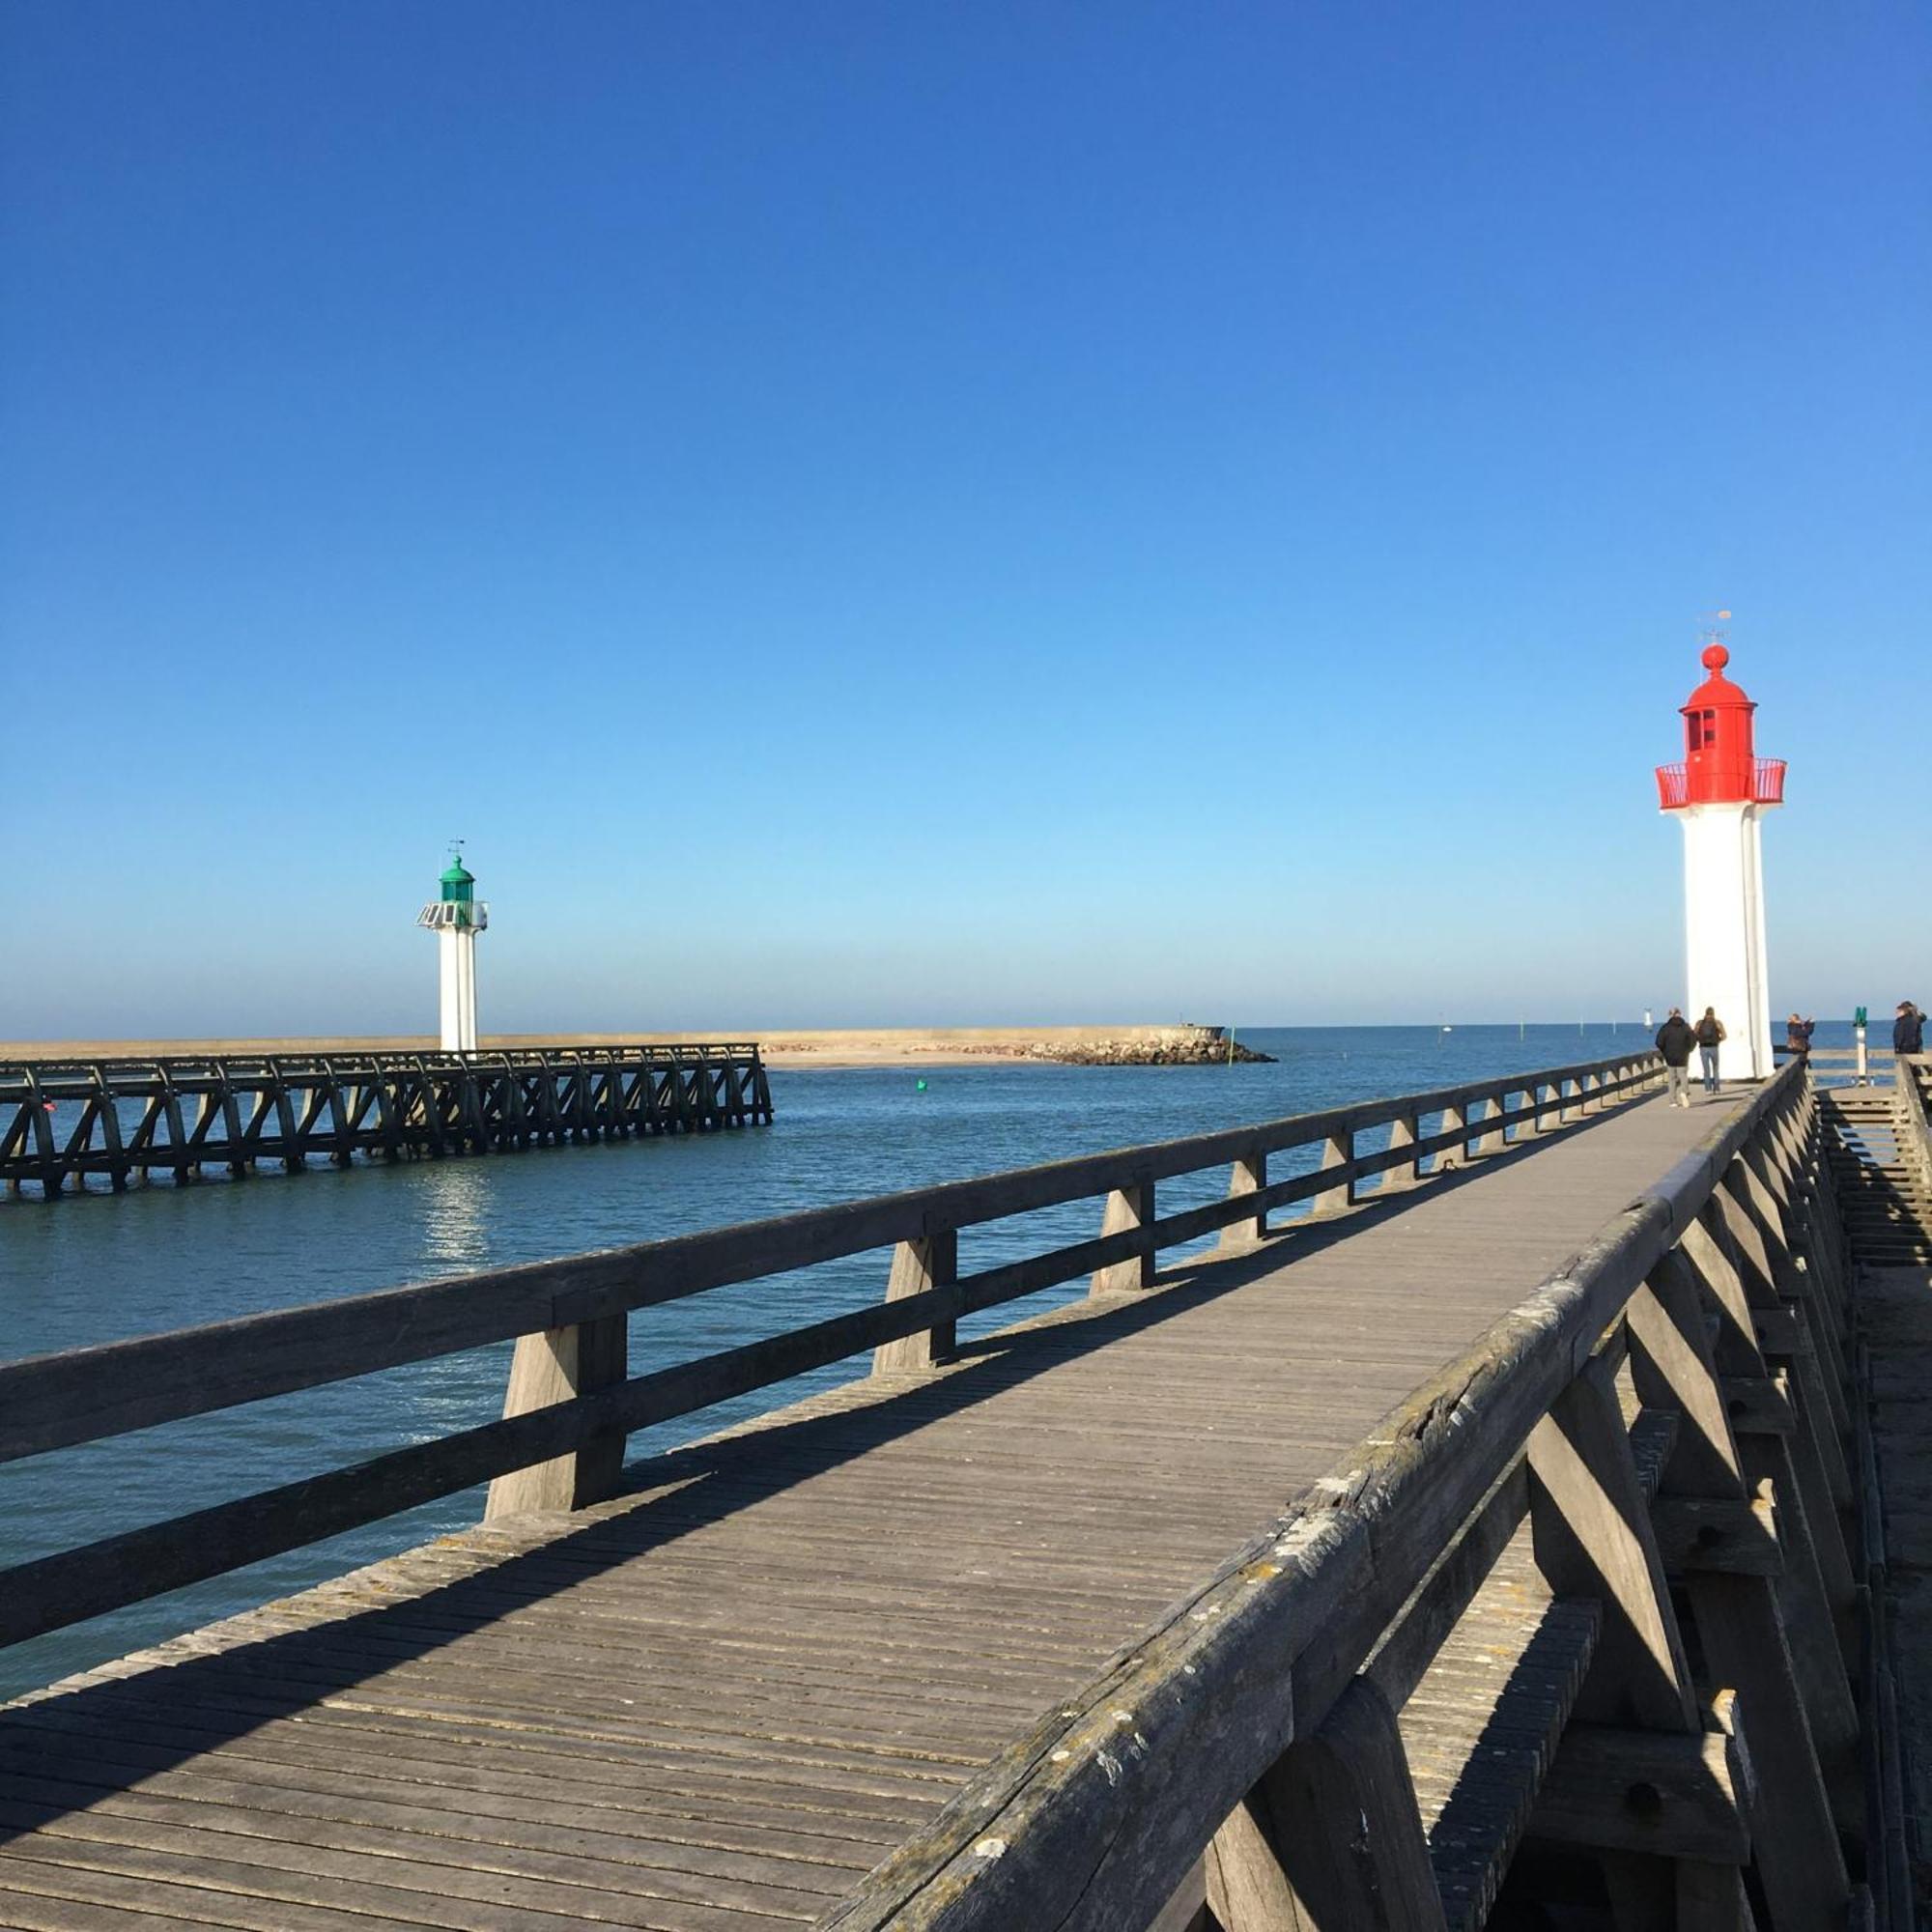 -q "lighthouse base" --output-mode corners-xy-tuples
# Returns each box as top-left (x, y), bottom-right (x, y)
(1678, 801), (1774, 1082)
(439, 929), (478, 1054)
